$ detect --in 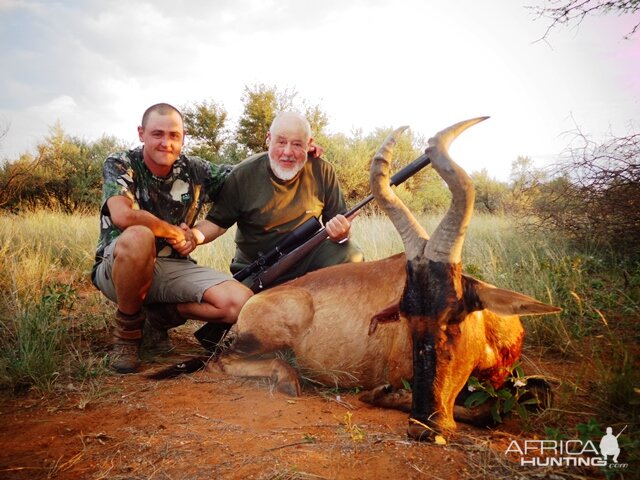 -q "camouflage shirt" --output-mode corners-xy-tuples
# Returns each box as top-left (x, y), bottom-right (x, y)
(92, 147), (231, 280)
